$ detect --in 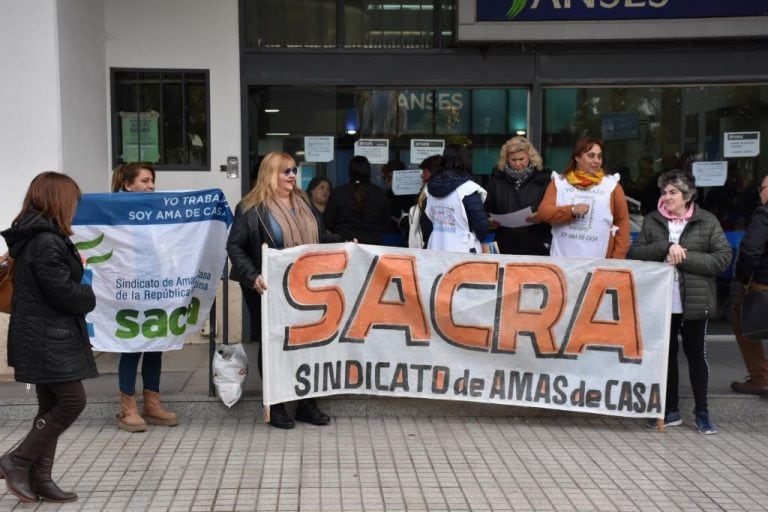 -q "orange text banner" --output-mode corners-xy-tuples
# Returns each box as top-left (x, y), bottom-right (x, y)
(261, 243), (673, 419)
